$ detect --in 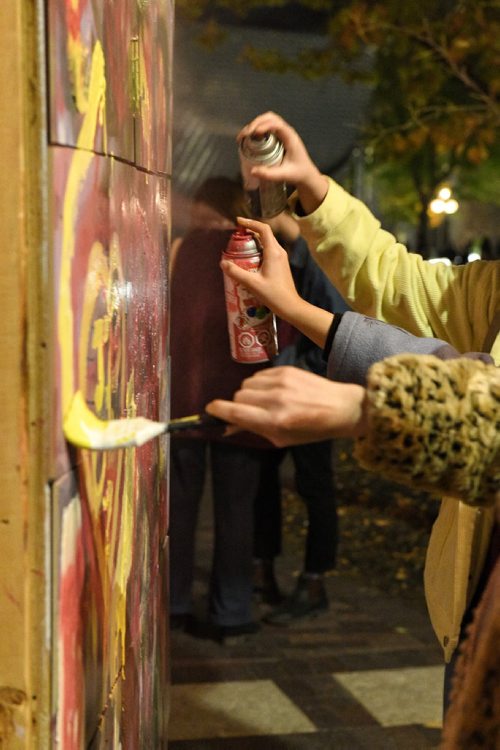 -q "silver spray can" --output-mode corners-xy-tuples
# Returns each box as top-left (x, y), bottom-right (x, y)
(222, 228), (278, 363)
(239, 133), (288, 218)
